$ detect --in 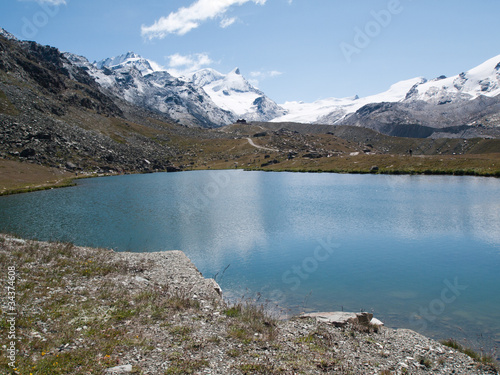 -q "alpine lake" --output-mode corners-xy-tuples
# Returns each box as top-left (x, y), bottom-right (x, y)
(1, 170), (499, 358)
